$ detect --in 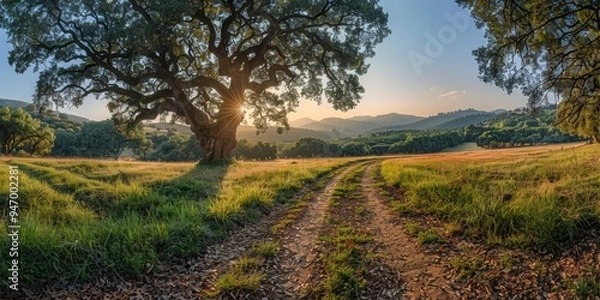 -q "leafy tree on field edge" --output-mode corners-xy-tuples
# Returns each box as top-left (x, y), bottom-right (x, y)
(0, 0), (390, 162)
